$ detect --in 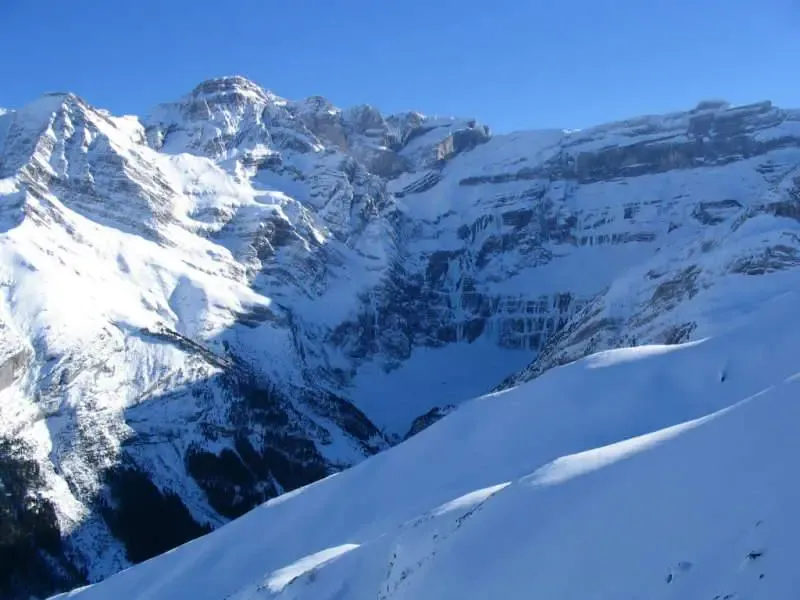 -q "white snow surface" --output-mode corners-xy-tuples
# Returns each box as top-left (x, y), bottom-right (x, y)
(52, 290), (800, 600)
(2, 76), (800, 594)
